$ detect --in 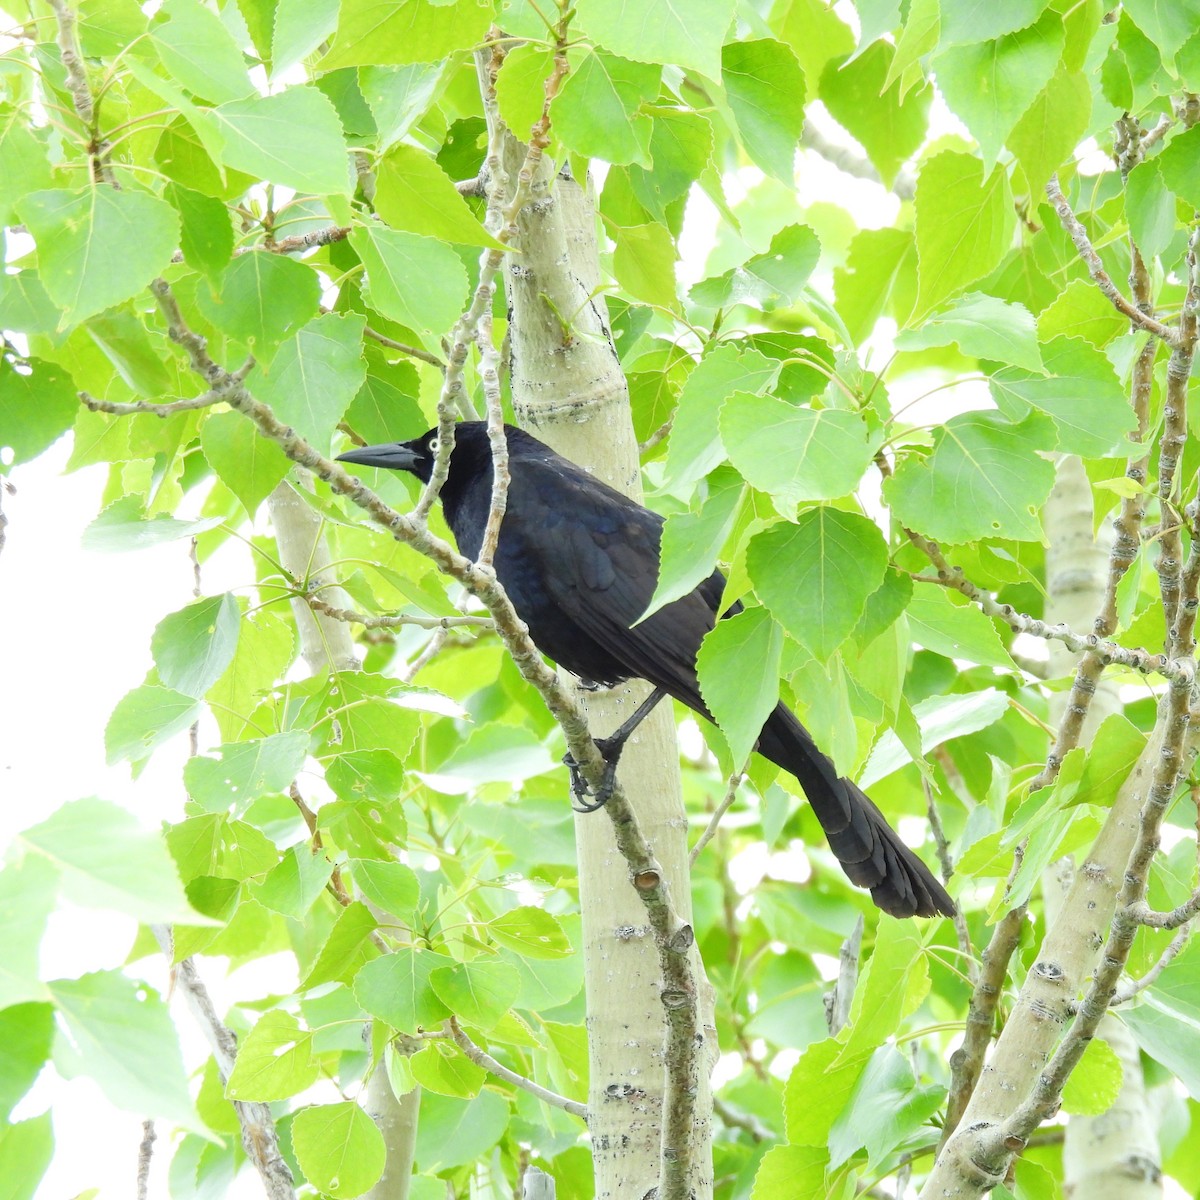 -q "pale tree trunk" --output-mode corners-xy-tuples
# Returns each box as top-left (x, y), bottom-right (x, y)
(494, 139), (717, 1196)
(1043, 459), (1161, 1200)
(267, 479), (420, 1199)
